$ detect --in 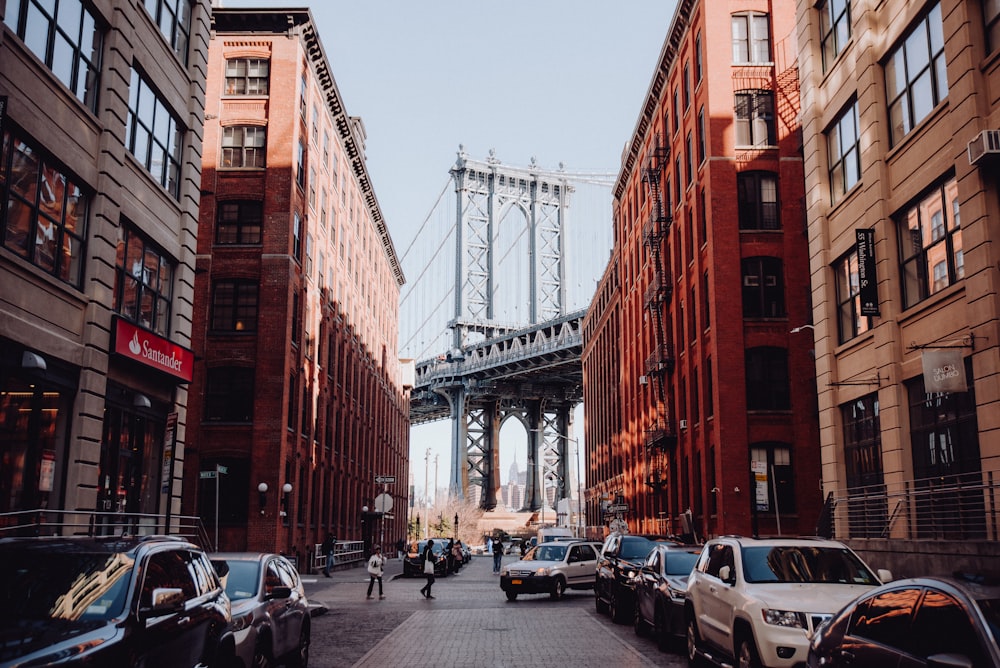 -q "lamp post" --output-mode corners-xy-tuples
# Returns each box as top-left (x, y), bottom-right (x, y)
(423, 448), (431, 539)
(454, 513), (459, 540)
(531, 430), (585, 537)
